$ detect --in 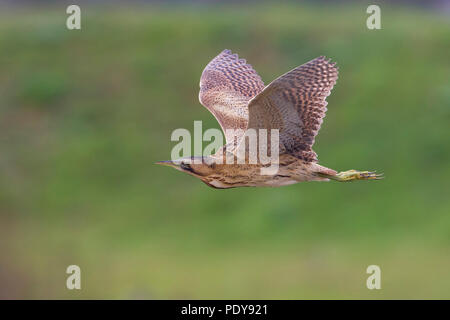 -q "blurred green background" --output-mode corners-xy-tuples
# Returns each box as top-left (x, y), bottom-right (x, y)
(0, 1), (449, 299)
